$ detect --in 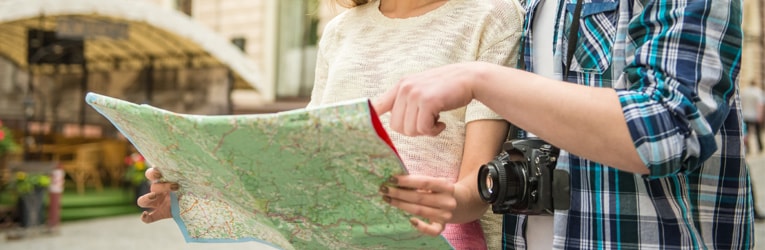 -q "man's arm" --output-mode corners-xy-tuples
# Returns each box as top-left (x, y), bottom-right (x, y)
(472, 67), (646, 174)
(375, 63), (648, 174)
(376, 0), (742, 177)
